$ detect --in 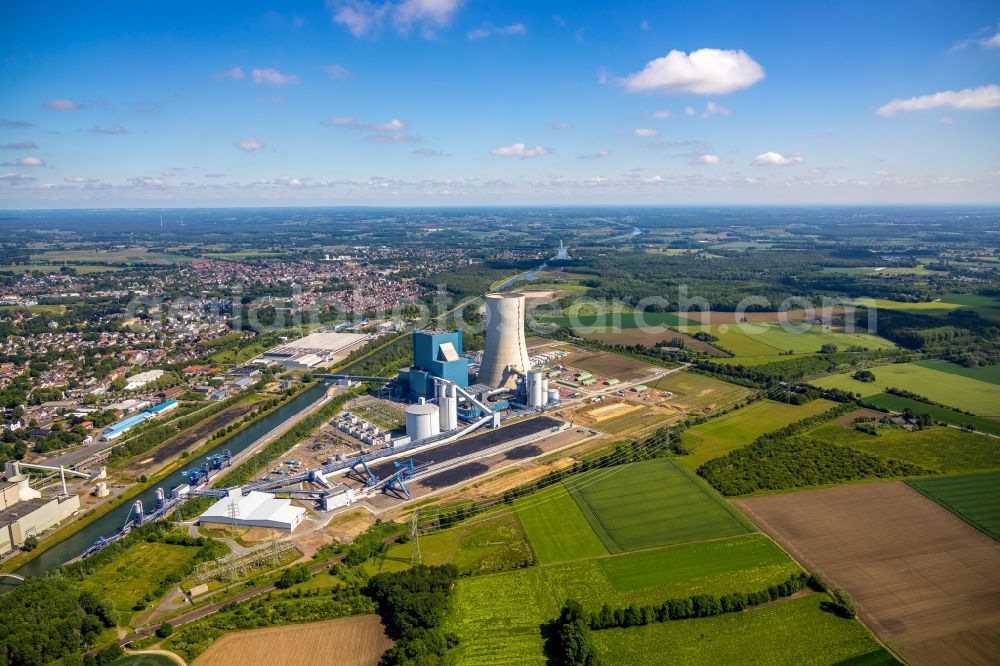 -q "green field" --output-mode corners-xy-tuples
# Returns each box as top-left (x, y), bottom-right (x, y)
(597, 534), (790, 592)
(565, 459), (754, 552)
(367, 506), (533, 575)
(32, 248), (196, 265)
(681, 399), (836, 470)
(811, 361), (1000, 416)
(915, 359), (1000, 386)
(908, 472), (1000, 540)
(442, 537), (801, 665)
(514, 484), (609, 564)
(540, 311), (696, 330)
(590, 594), (886, 666)
(0, 263), (124, 274)
(864, 392), (1000, 436)
(850, 298), (962, 317)
(652, 371), (751, 412)
(677, 323), (895, 358)
(80, 541), (200, 617)
(938, 293), (1000, 321)
(807, 422), (1000, 473)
